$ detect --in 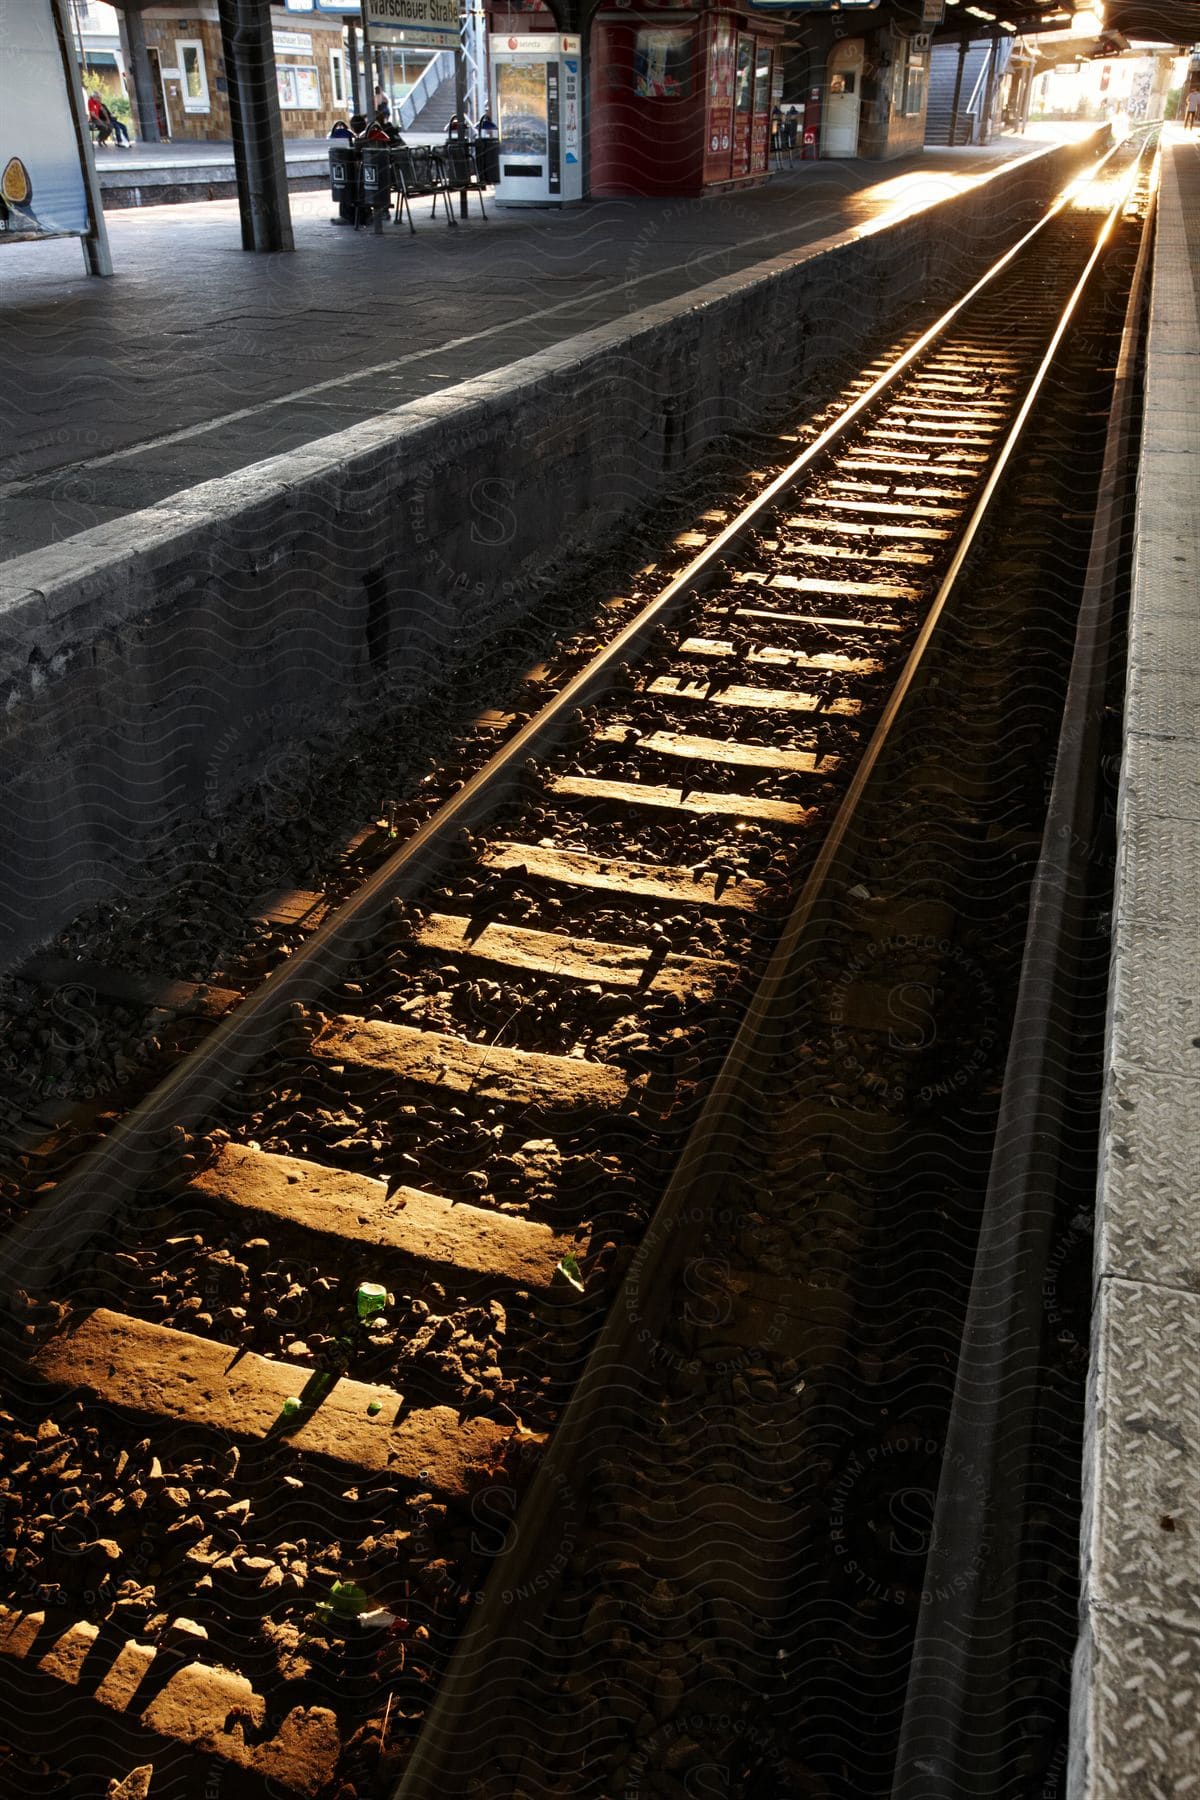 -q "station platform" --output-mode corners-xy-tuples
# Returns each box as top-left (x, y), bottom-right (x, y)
(0, 126), (1091, 568)
(1071, 130), (1200, 1799)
